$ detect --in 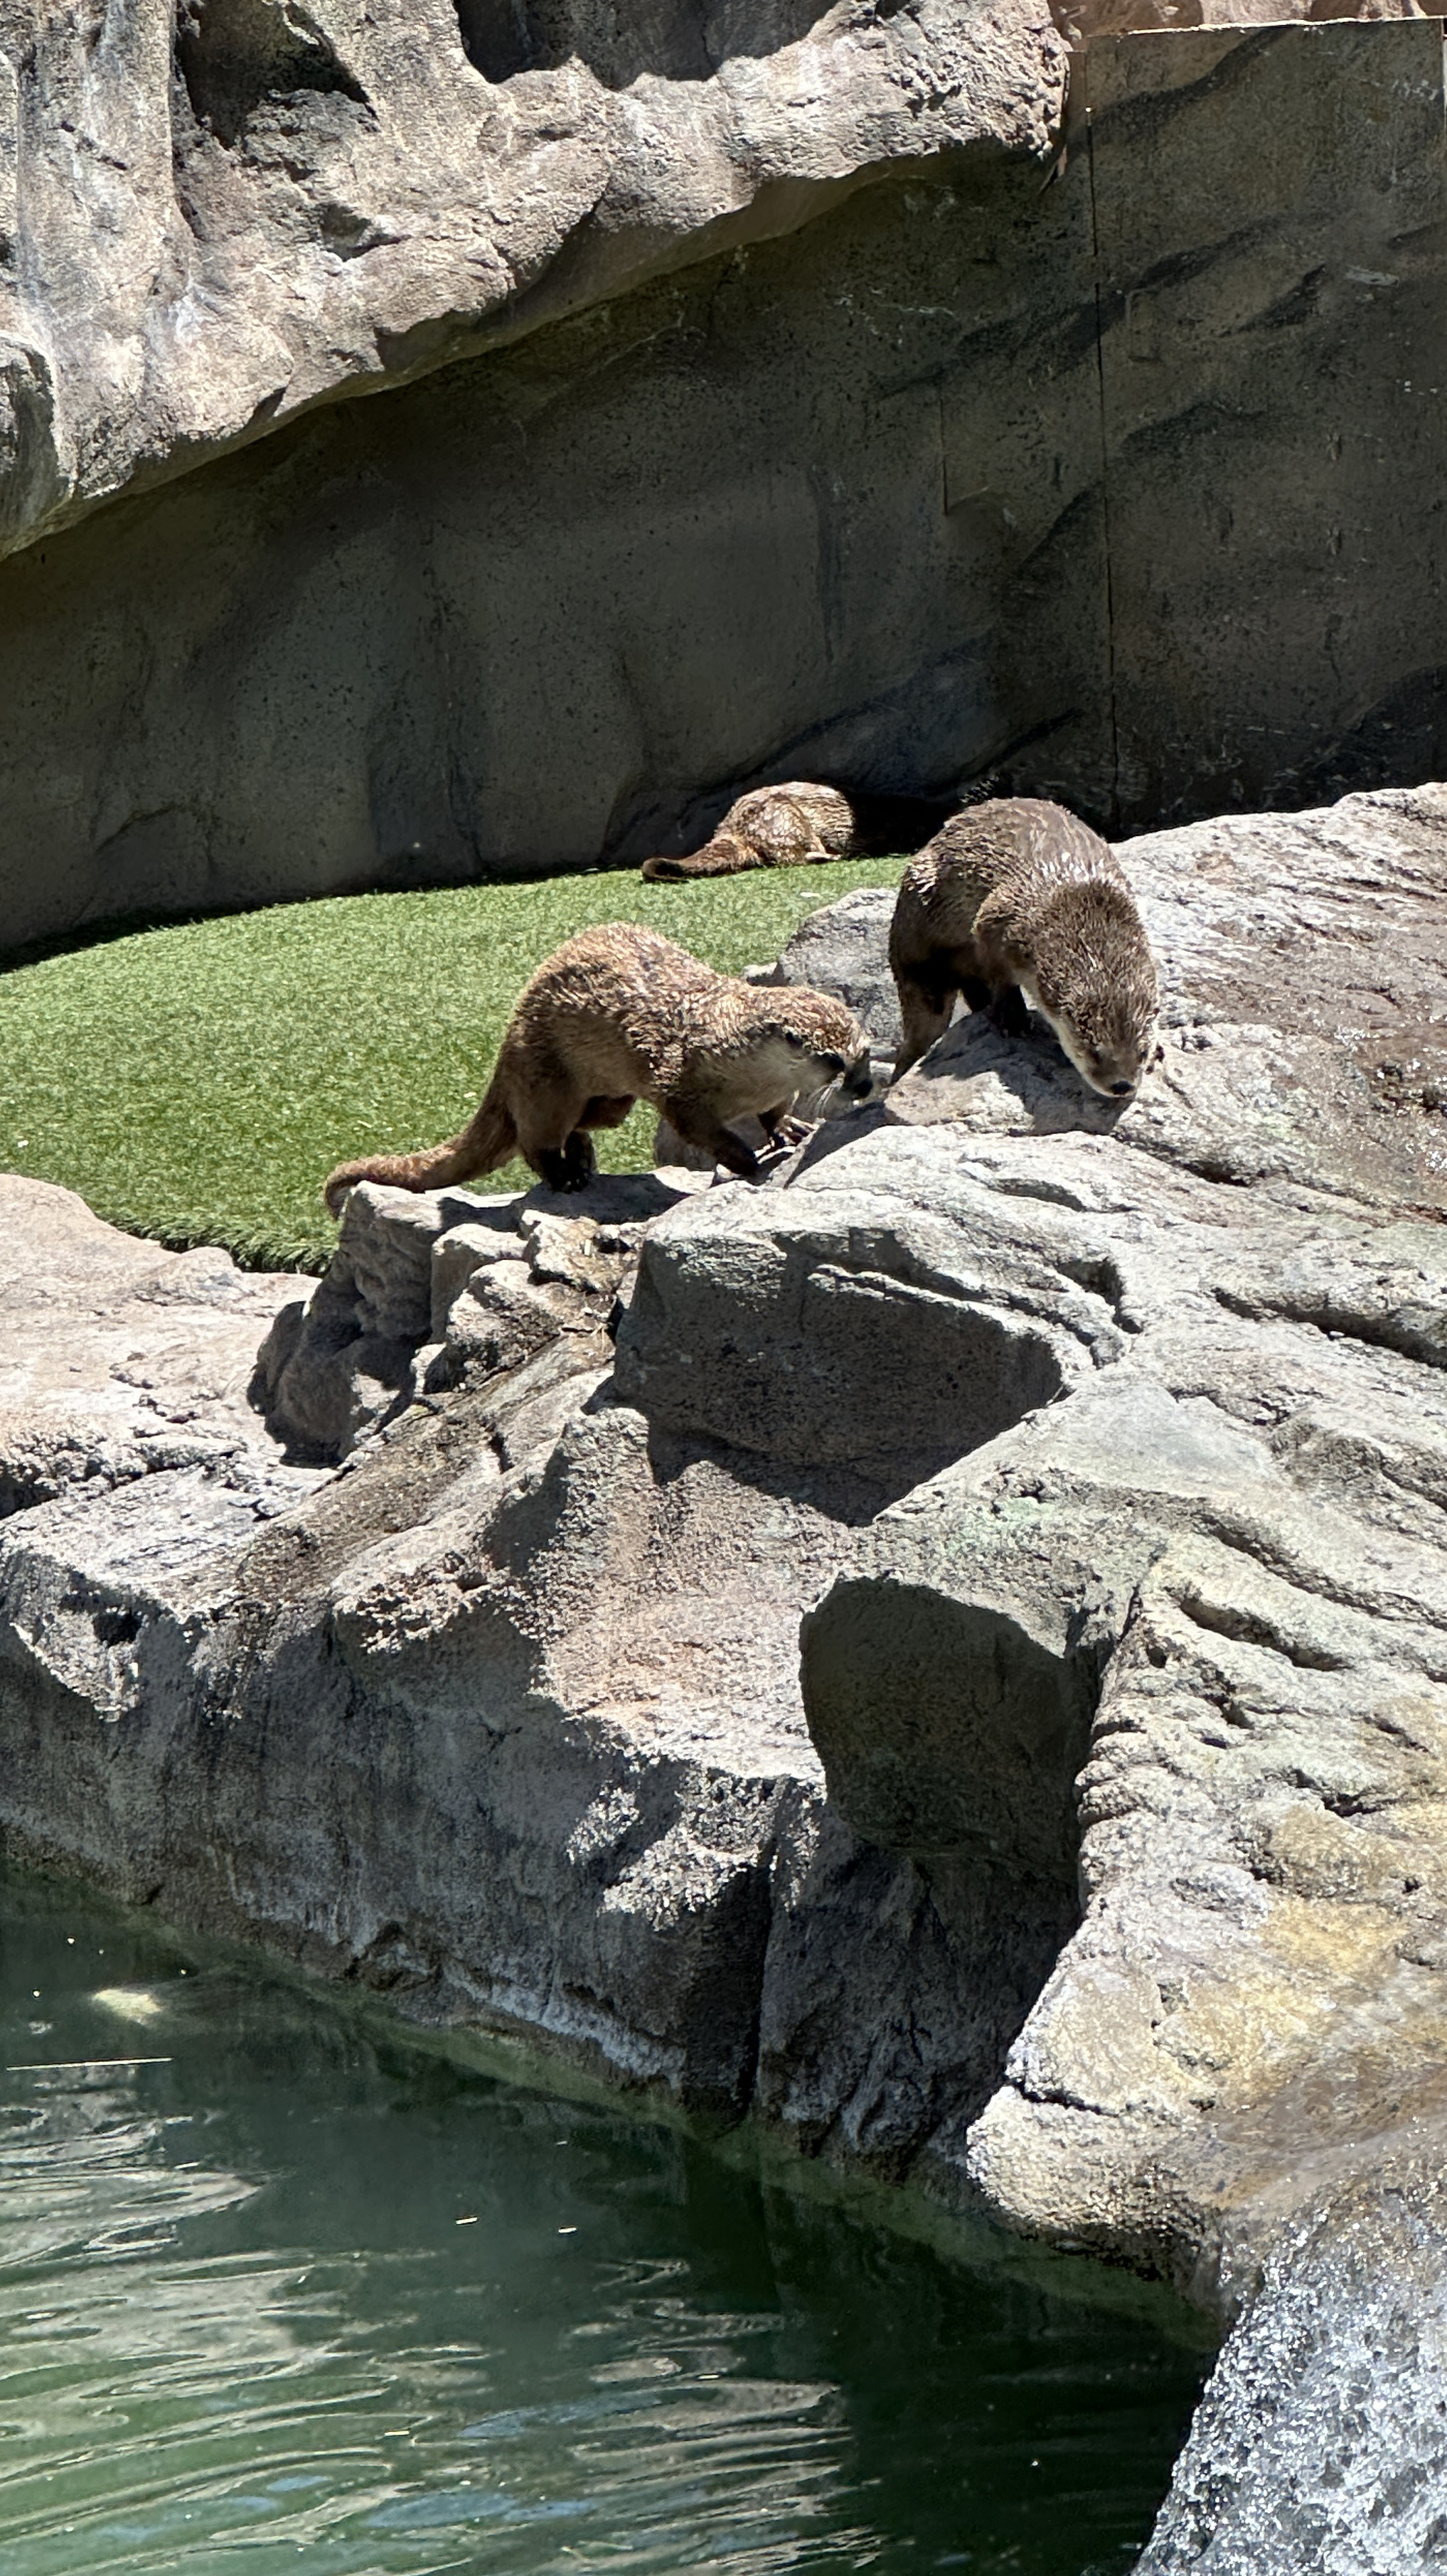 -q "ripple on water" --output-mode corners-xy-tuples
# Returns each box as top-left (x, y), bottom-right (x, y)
(0, 1872), (1208, 2575)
